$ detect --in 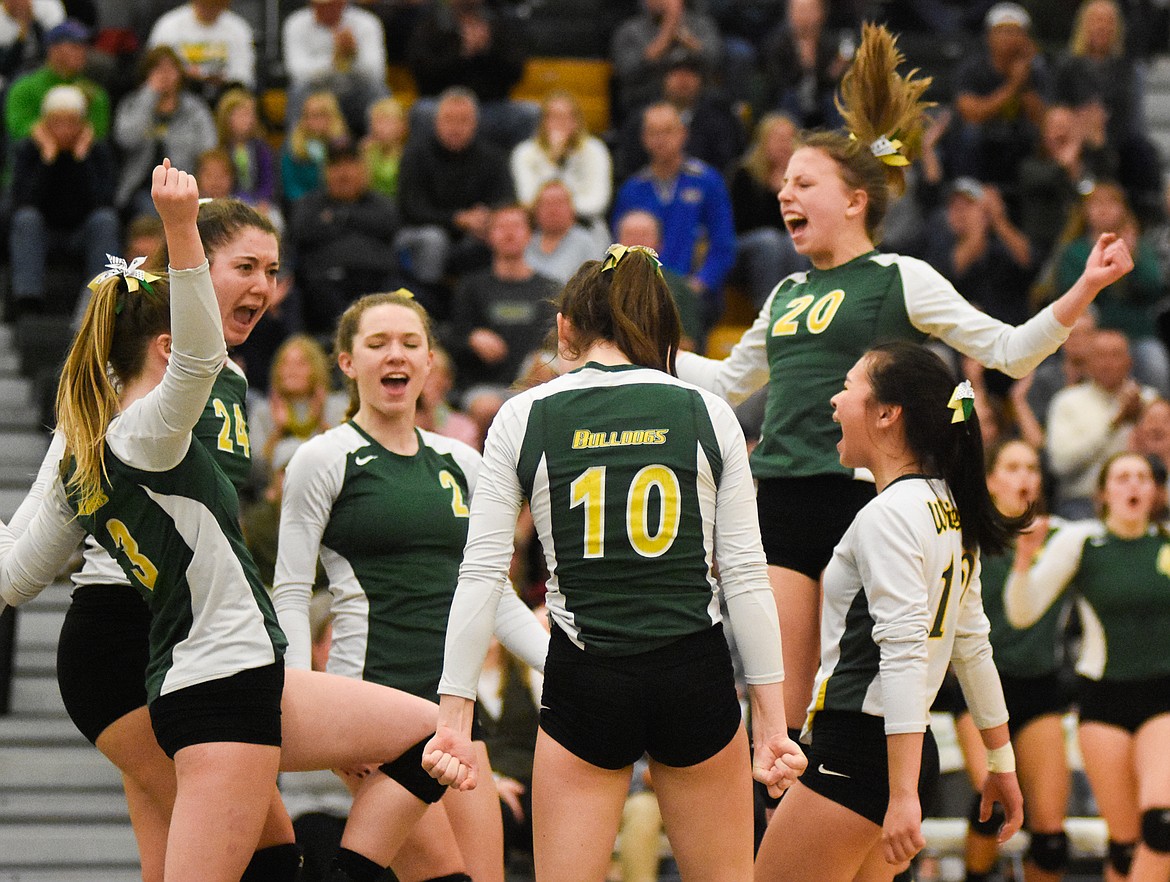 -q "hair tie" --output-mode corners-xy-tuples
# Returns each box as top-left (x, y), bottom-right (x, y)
(850, 131), (909, 167)
(88, 254), (161, 312)
(601, 243), (664, 276)
(948, 380), (975, 424)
